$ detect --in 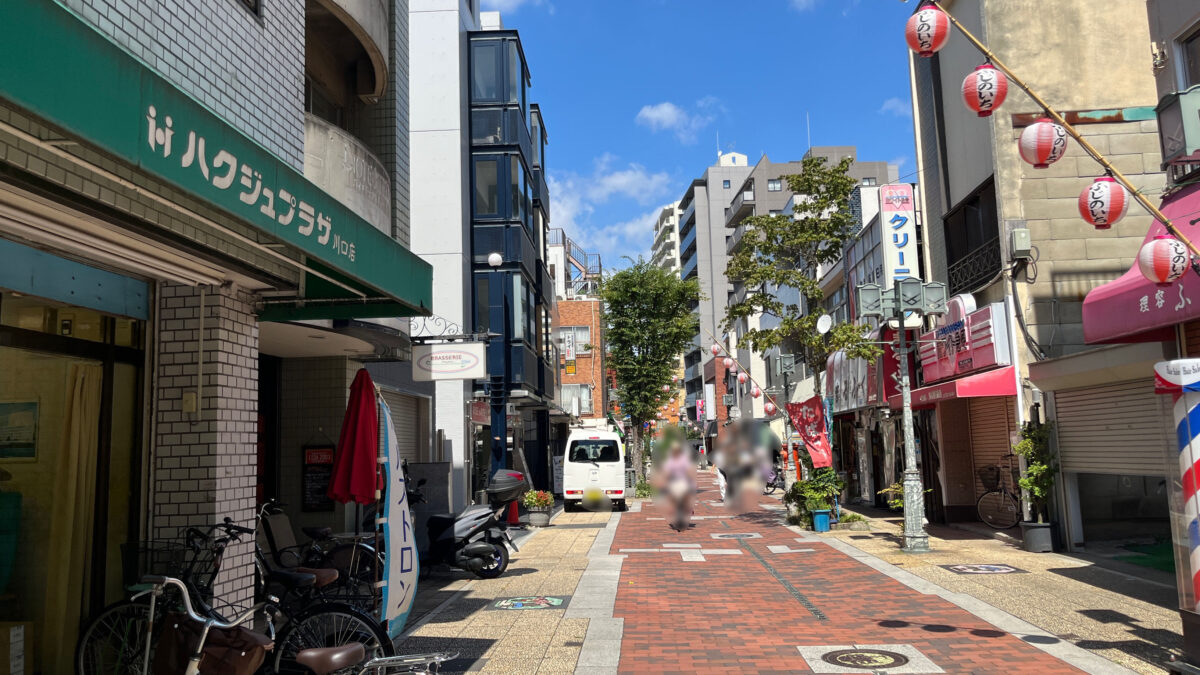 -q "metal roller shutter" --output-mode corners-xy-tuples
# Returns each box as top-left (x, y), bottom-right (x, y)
(380, 390), (420, 463)
(968, 397), (1015, 499)
(1054, 379), (1173, 477)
